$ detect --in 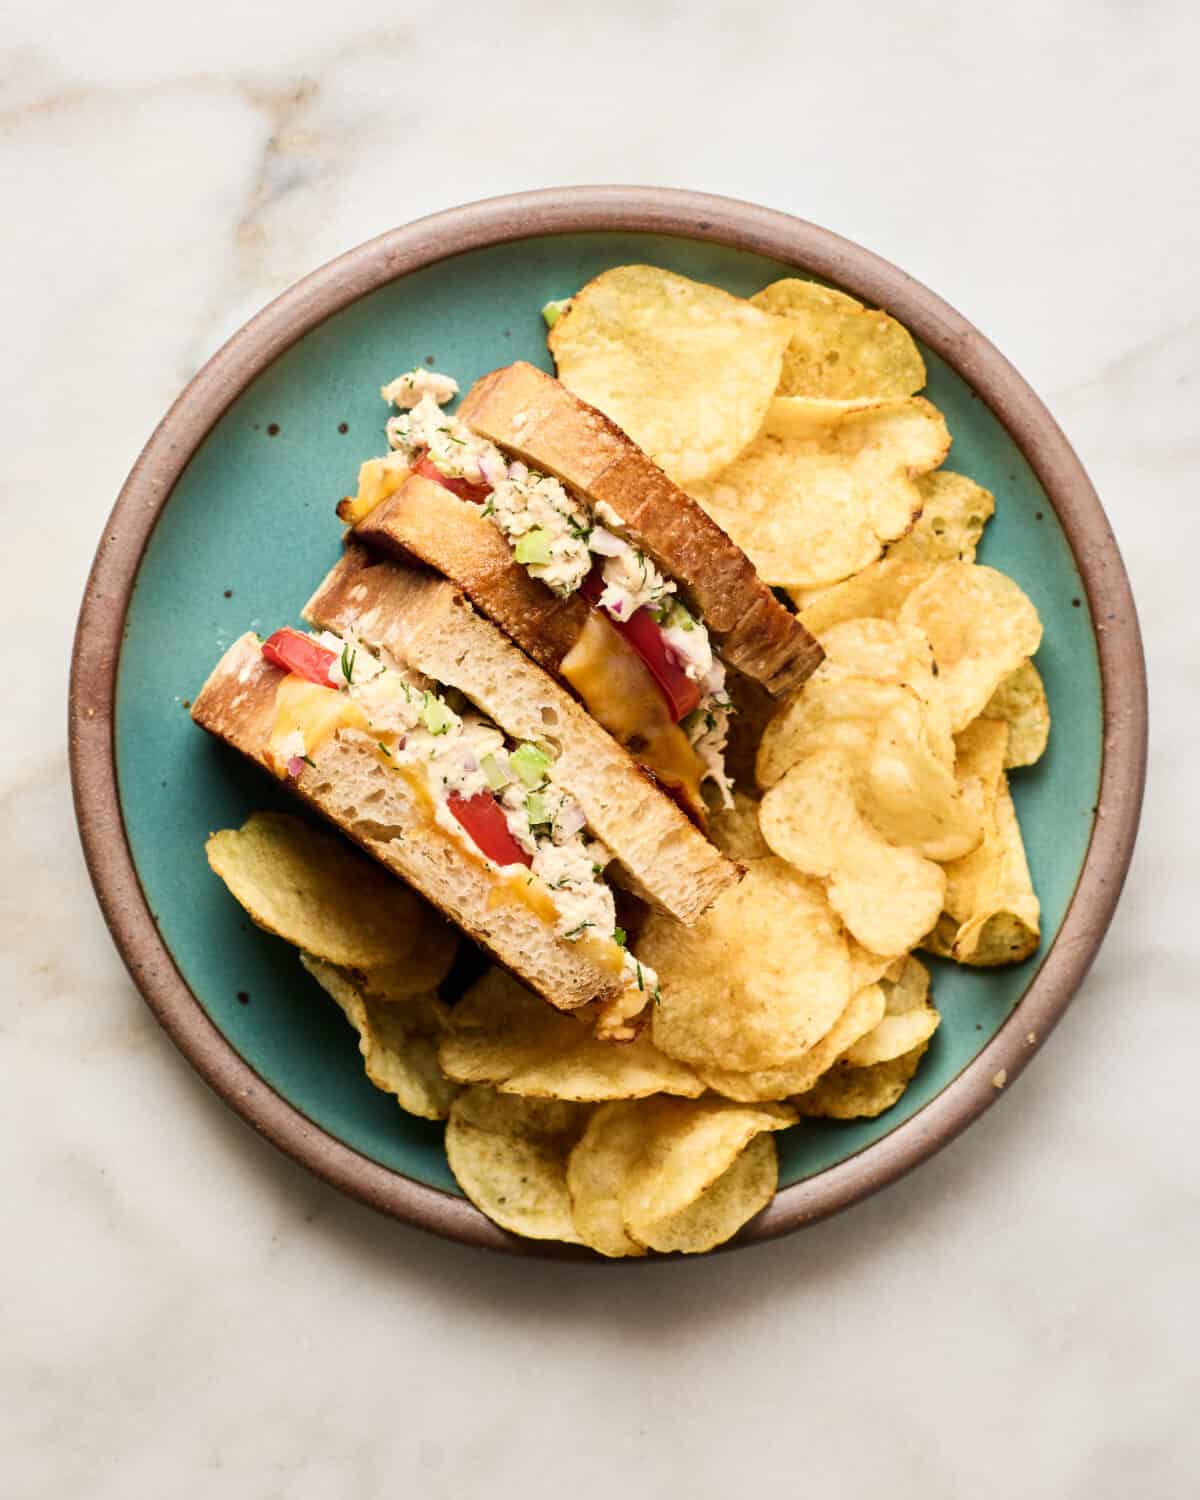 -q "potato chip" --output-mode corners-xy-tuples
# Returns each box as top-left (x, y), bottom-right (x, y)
(622, 1099), (794, 1246)
(898, 564), (1043, 732)
(934, 751), (1040, 967)
(844, 958), (939, 1066)
(797, 557), (939, 635)
(706, 790), (771, 863)
(567, 1097), (793, 1256)
(690, 397), (949, 590)
(849, 944), (901, 990)
(635, 1133), (777, 1254)
(757, 672), (912, 789)
(818, 617), (954, 767)
(982, 659), (1051, 767)
(867, 695), (984, 861)
(564, 1099), (647, 1256)
(439, 968), (703, 1102)
(953, 716), (1010, 802)
(919, 916), (959, 960)
(887, 471), (995, 563)
(301, 955), (457, 1121)
(206, 812), (456, 997)
(758, 751), (946, 957)
(818, 617), (936, 688)
(793, 1041), (931, 1119)
(643, 861), (851, 1071)
(548, 265), (791, 484)
(757, 672), (981, 861)
(699, 982), (886, 1102)
(750, 279), (926, 400)
(881, 953), (932, 1013)
(445, 1086), (587, 1243)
